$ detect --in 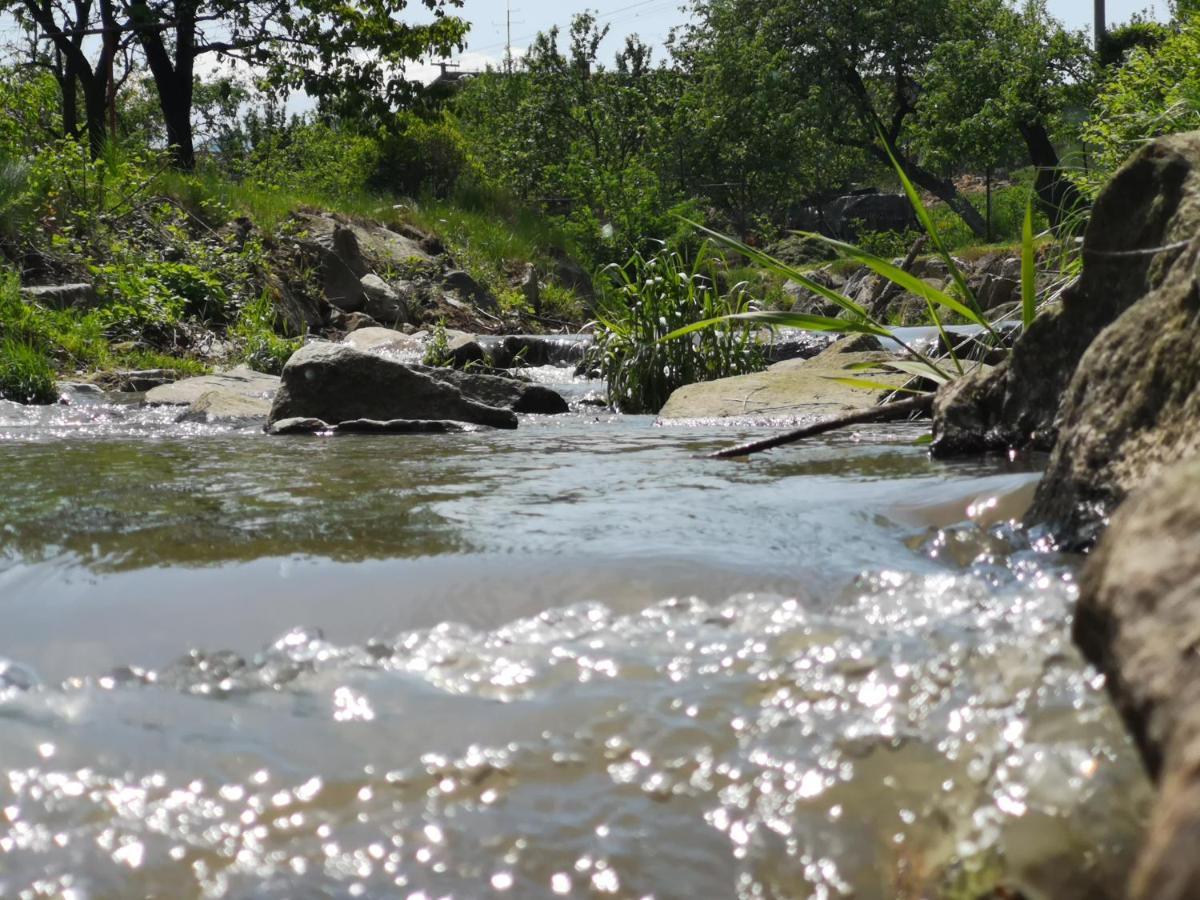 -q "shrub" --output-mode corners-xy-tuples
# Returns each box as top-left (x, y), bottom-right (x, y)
(371, 112), (475, 199)
(232, 292), (302, 374)
(0, 337), (56, 404)
(589, 246), (765, 413)
(1083, 13), (1200, 191)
